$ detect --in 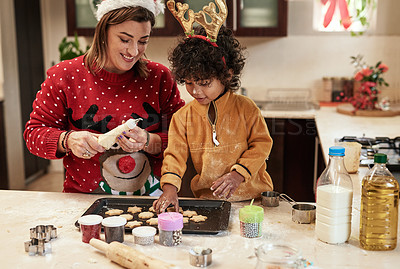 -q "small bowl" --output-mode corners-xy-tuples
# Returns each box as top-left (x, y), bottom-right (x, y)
(132, 226), (157, 245)
(189, 247), (212, 267)
(291, 203), (316, 224)
(261, 191), (280, 207)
